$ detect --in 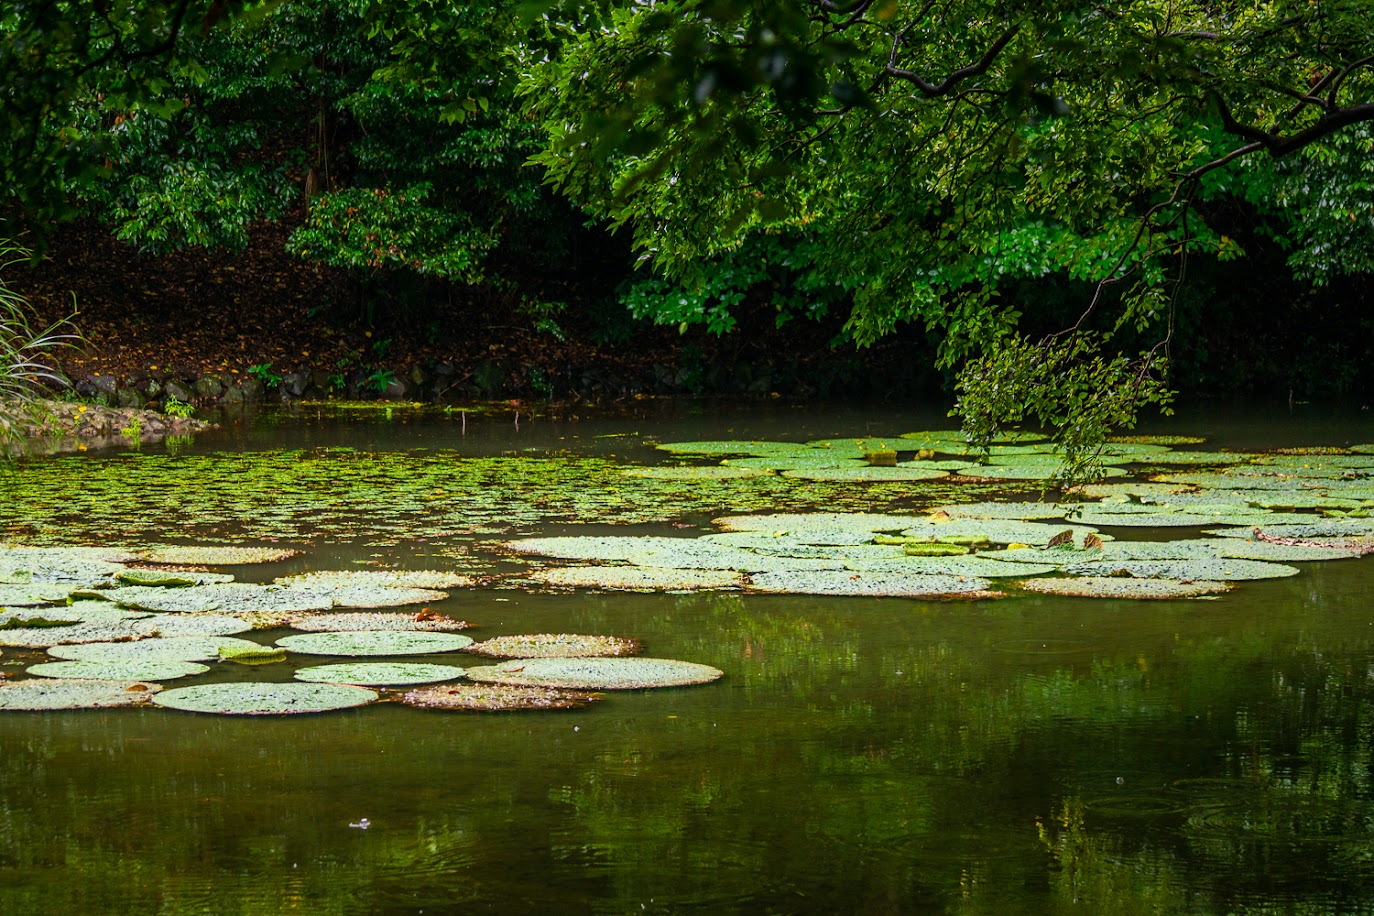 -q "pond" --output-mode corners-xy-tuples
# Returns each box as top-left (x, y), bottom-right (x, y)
(3, 400), (1374, 914)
